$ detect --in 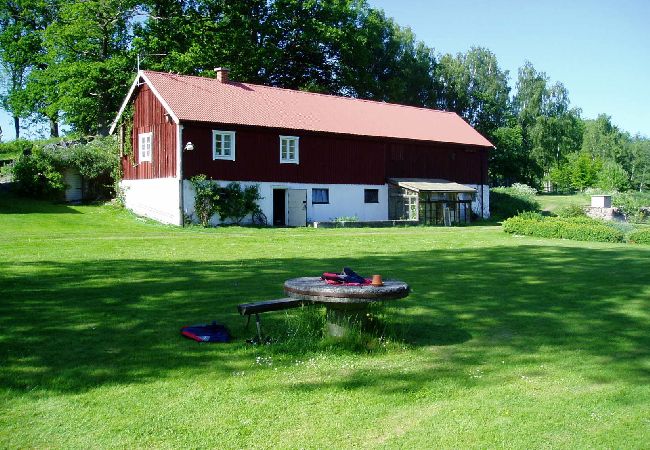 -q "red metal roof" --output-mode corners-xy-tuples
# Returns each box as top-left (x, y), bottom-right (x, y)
(140, 70), (493, 148)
